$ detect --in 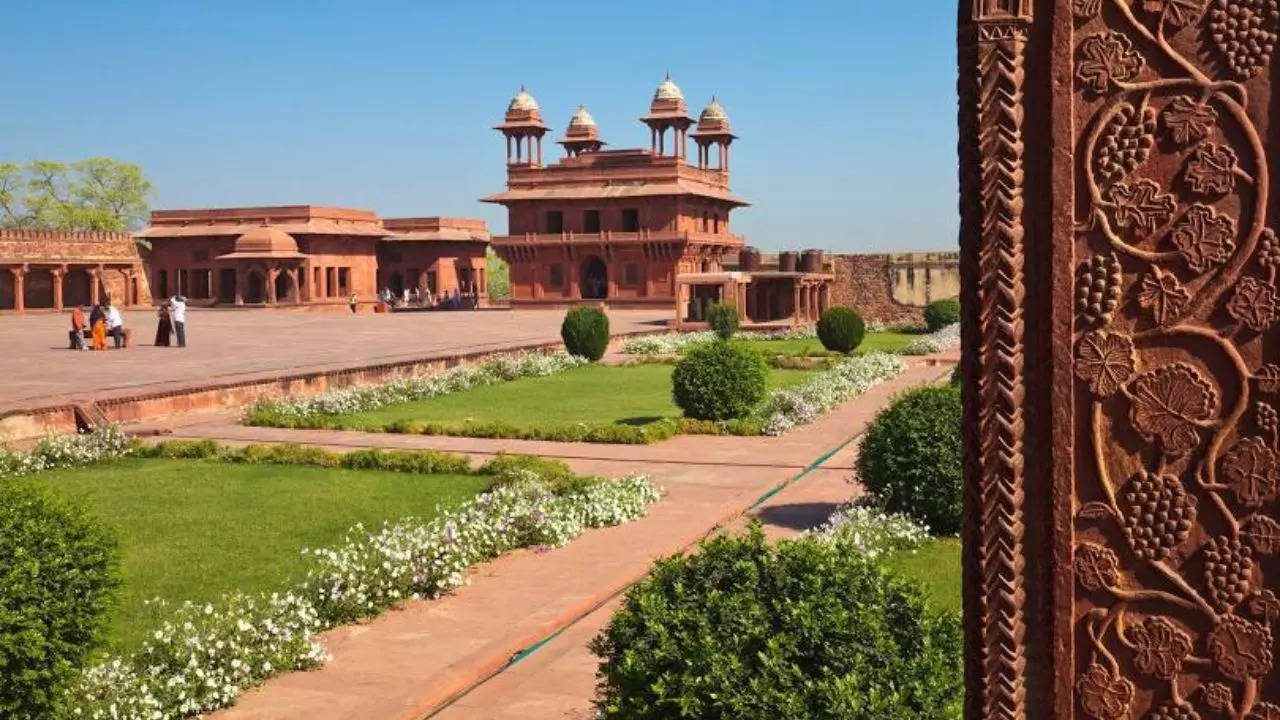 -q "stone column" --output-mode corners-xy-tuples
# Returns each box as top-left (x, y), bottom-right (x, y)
(234, 268), (245, 306)
(10, 267), (24, 313)
(122, 269), (134, 306)
(267, 265), (279, 304)
(792, 283), (802, 324)
(51, 267), (64, 311)
(90, 269), (100, 305)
